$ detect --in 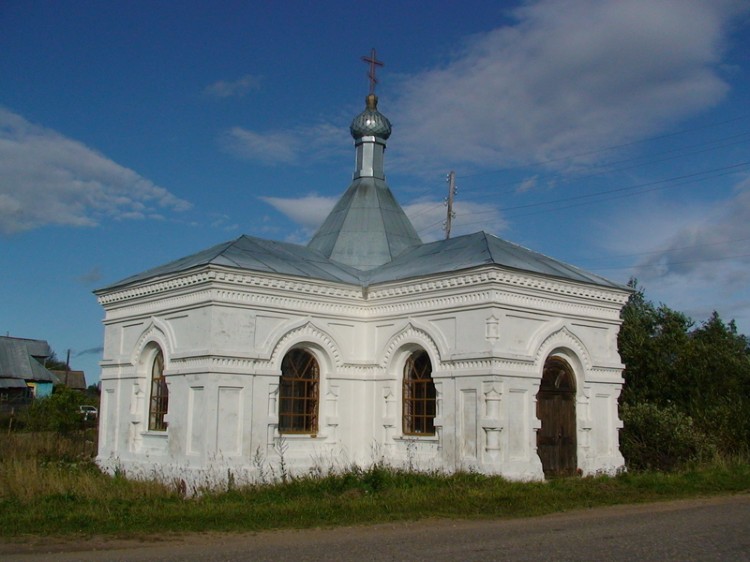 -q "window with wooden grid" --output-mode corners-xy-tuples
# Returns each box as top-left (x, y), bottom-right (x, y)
(403, 350), (436, 435)
(279, 349), (319, 434)
(148, 348), (169, 431)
